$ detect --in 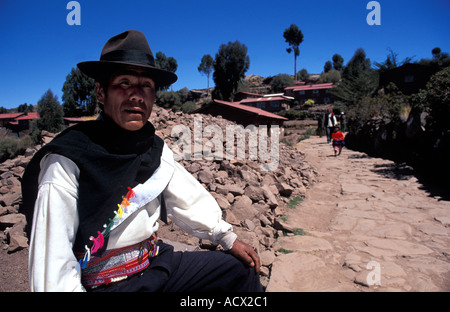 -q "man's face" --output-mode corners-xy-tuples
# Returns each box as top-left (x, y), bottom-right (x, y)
(96, 67), (156, 131)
